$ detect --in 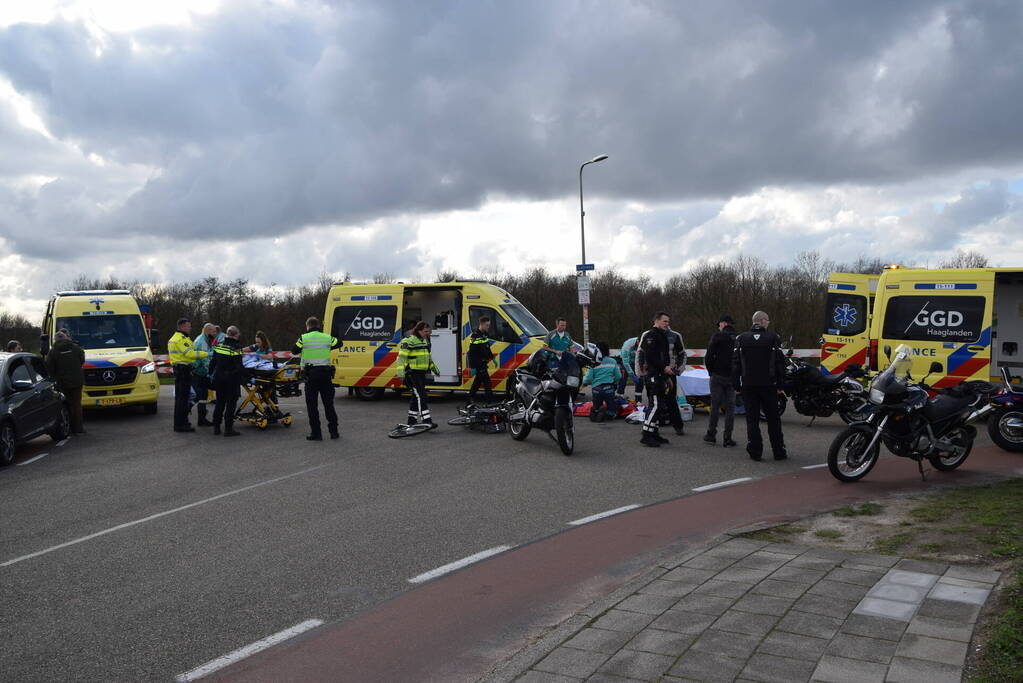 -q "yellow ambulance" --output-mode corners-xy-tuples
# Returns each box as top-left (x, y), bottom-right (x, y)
(820, 273), (879, 375)
(41, 290), (160, 412)
(868, 267), (1023, 389)
(323, 281), (549, 400)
